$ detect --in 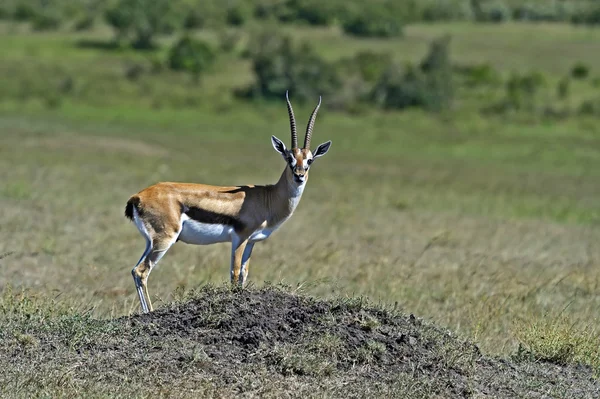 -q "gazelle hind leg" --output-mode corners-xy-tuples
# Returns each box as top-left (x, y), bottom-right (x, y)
(131, 207), (152, 313)
(135, 237), (175, 312)
(132, 268), (149, 313)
